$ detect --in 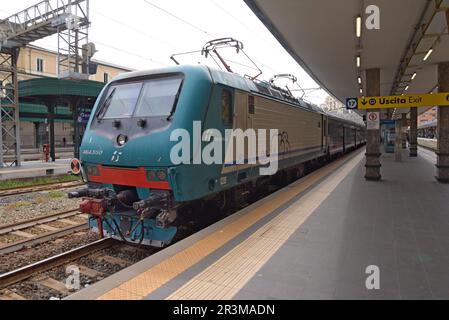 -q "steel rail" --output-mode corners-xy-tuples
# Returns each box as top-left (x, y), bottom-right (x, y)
(0, 209), (81, 235)
(0, 223), (89, 255)
(0, 238), (117, 289)
(0, 181), (83, 198)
